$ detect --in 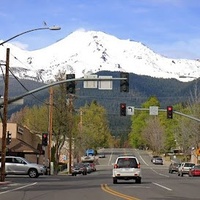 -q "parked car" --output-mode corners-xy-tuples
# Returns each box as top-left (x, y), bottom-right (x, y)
(178, 162), (195, 176)
(0, 156), (46, 178)
(189, 165), (200, 177)
(169, 162), (181, 173)
(152, 156), (163, 165)
(71, 163), (87, 176)
(112, 155), (142, 184)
